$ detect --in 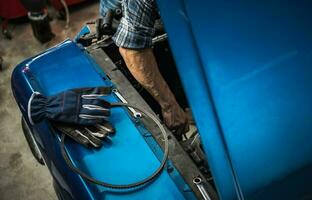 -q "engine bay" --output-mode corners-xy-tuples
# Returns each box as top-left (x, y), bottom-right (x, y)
(73, 12), (218, 198)
(101, 38), (213, 181)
